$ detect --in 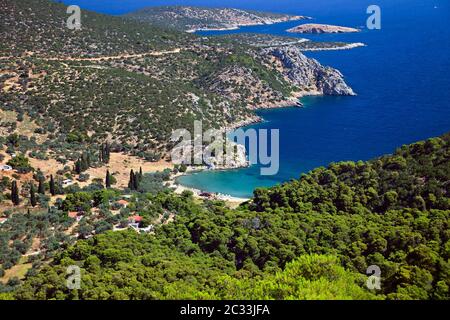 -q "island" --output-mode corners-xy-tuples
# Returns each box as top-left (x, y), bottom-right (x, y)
(222, 33), (366, 51)
(124, 6), (310, 32)
(287, 23), (360, 34)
